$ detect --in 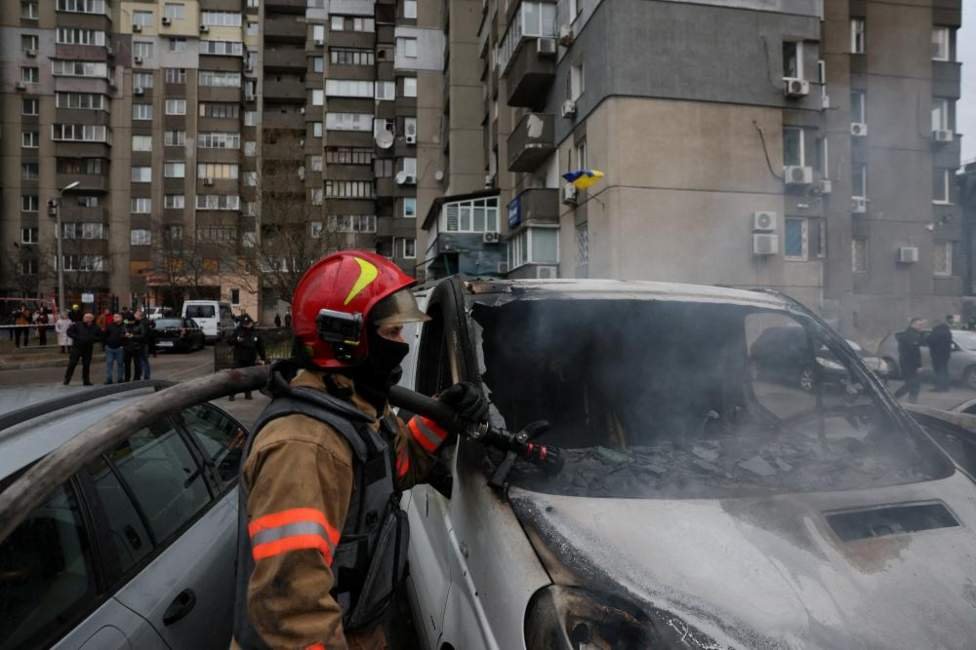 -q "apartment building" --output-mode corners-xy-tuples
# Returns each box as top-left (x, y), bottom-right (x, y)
(0, 0), (419, 320)
(420, 0), (965, 342)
